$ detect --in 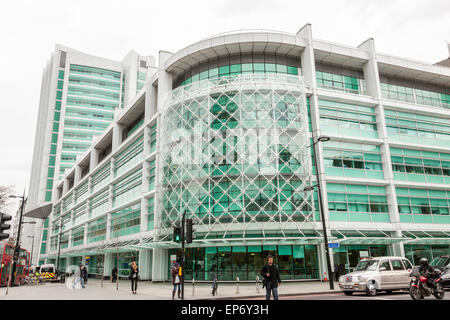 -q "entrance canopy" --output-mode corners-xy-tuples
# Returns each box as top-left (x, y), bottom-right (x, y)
(45, 239), (141, 259)
(332, 229), (410, 245)
(403, 231), (450, 245)
(132, 236), (337, 250)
